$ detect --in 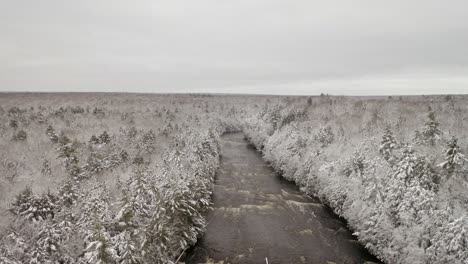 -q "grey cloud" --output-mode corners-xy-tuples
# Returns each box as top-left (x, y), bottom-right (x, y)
(1, 0), (468, 94)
